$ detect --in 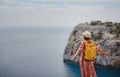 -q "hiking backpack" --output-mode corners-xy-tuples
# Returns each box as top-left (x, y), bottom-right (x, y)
(84, 40), (96, 61)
